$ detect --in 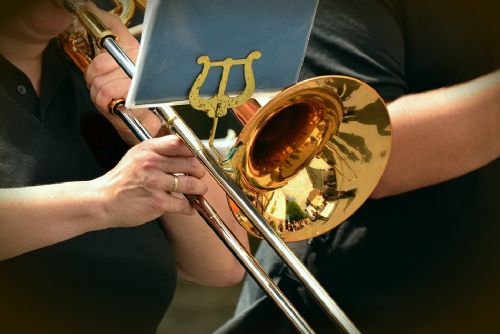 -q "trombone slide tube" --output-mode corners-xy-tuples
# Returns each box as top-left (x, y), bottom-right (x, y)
(114, 103), (150, 141)
(189, 195), (314, 334)
(97, 23), (359, 334)
(62, 1), (321, 331)
(113, 103), (314, 334)
(157, 104), (361, 334)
